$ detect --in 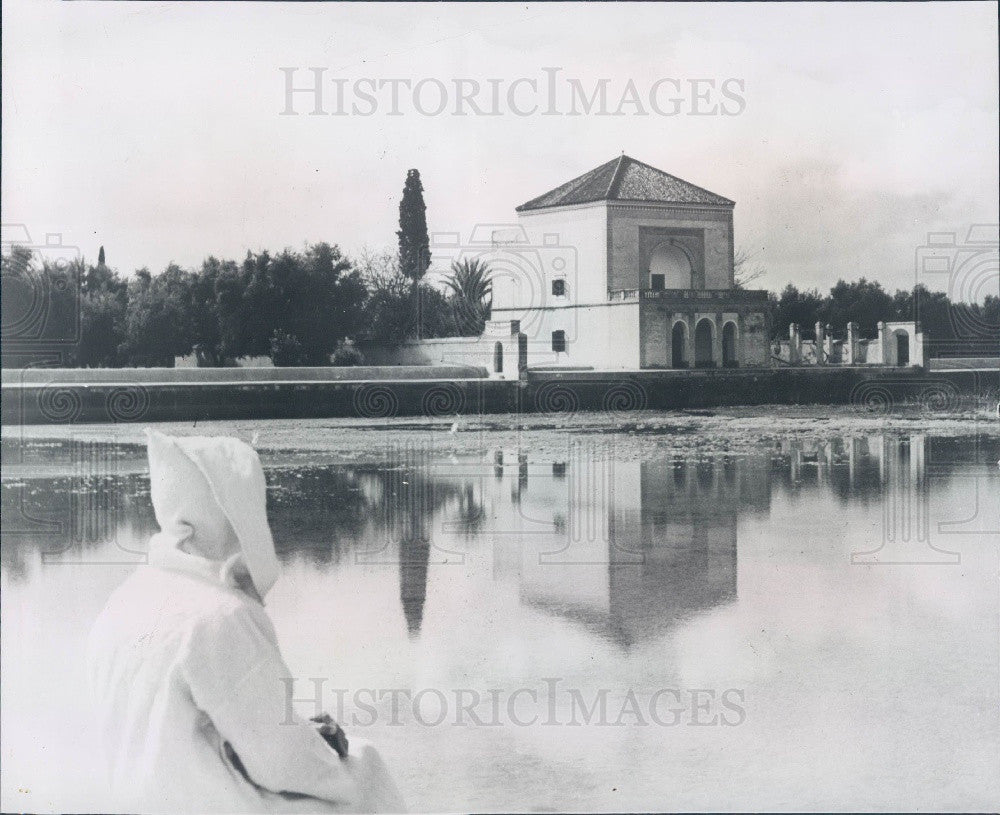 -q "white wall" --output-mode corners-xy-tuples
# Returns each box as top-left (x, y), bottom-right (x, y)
(356, 328), (523, 379)
(880, 322), (926, 367)
(774, 321), (925, 368)
(486, 202), (608, 313)
(519, 302), (641, 370)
